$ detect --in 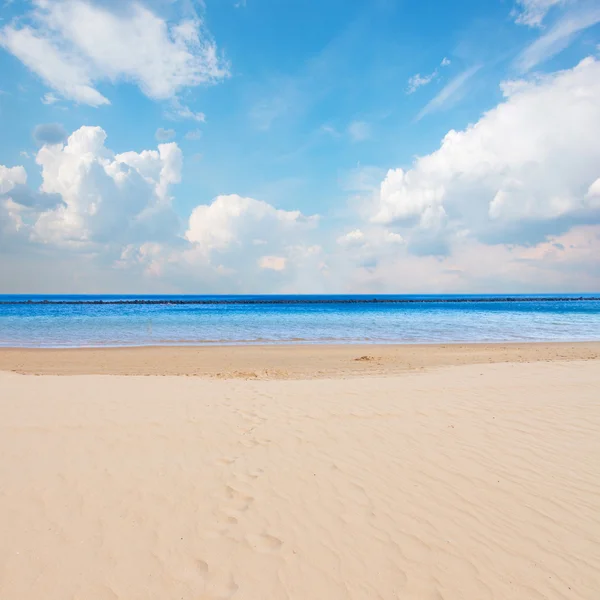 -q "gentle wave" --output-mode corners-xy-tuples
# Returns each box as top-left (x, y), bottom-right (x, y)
(1, 294), (599, 347)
